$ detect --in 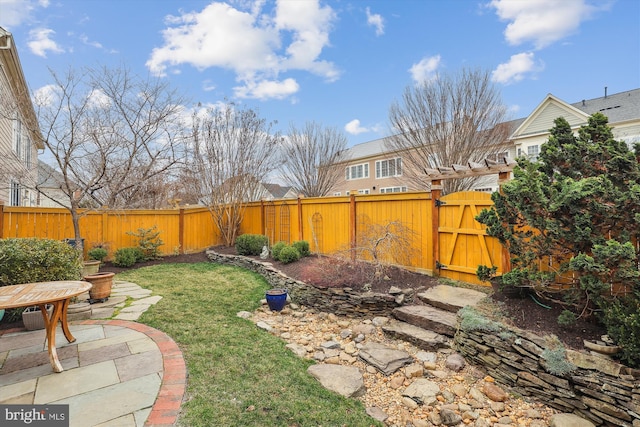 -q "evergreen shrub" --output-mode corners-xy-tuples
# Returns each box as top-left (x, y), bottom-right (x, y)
(277, 245), (301, 264)
(292, 240), (310, 257)
(271, 241), (287, 260)
(0, 238), (82, 322)
(235, 234), (269, 256)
